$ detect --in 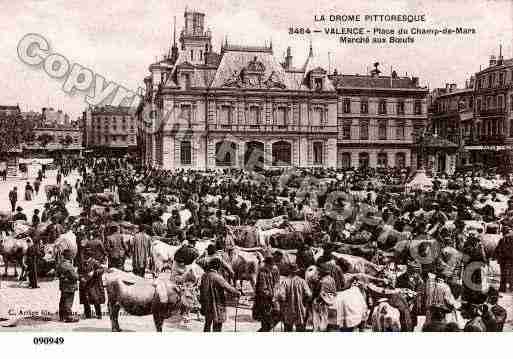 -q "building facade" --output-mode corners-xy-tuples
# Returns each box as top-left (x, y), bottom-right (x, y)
(139, 10), (428, 171)
(330, 68), (428, 170)
(472, 52), (513, 170)
(83, 106), (138, 156)
(428, 82), (474, 169)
